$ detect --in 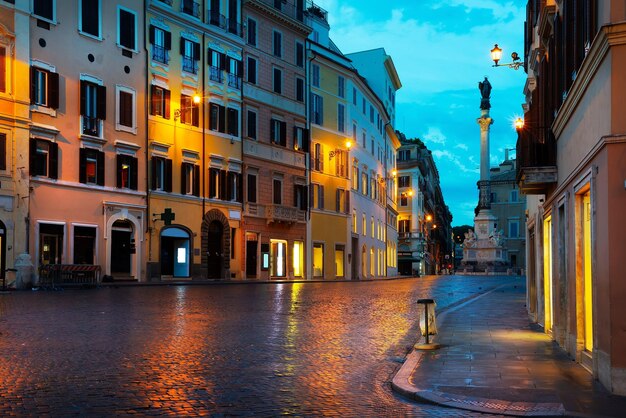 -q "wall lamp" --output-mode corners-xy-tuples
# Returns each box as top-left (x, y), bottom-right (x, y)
(329, 139), (352, 159)
(490, 44), (522, 70)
